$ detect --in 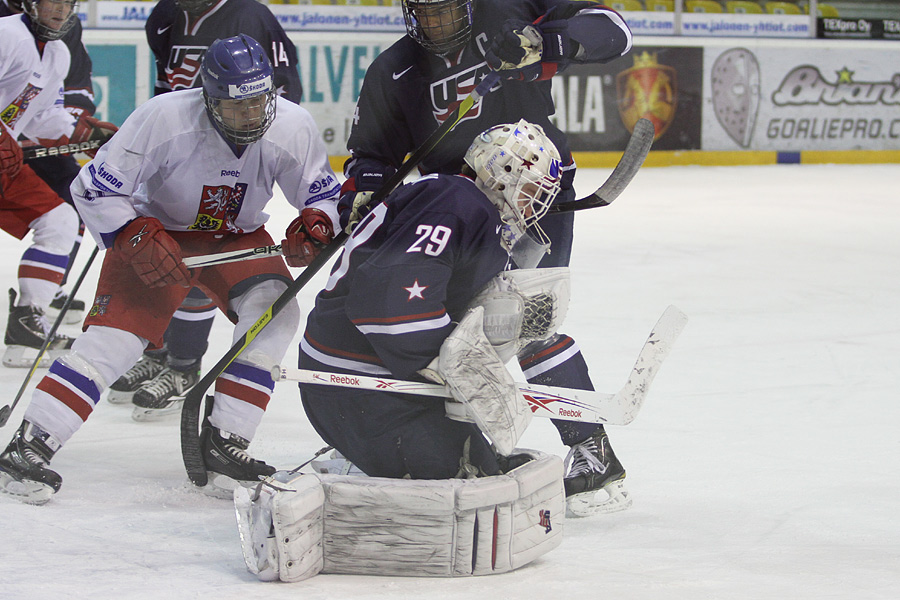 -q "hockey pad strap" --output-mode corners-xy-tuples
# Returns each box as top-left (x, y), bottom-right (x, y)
(0, 125), (23, 179)
(235, 474), (326, 583)
(468, 268), (571, 363)
(114, 217), (191, 288)
(251, 450), (564, 580)
(438, 306), (532, 455)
